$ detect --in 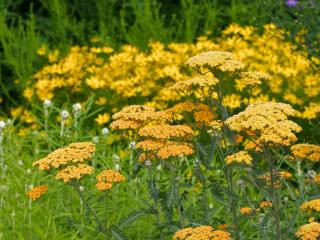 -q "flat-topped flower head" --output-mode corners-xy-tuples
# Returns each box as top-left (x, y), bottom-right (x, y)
(173, 225), (231, 240)
(186, 51), (244, 74)
(301, 199), (320, 213)
(225, 151), (252, 165)
(226, 102), (301, 146)
(170, 72), (219, 94)
(260, 201), (272, 208)
(112, 105), (171, 124)
(296, 222), (320, 240)
(110, 119), (142, 130)
(55, 164), (94, 182)
(236, 71), (271, 91)
(27, 185), (48, 200)
(240, 207), (255, 215)
(96, 169), (124, 191)
(138, 124), (194, 140)
(32, 142), (96, 170)
(136, 139), (165, 151)
(157, 142), (194, 159)
(186, 51), (233, 69)
(291, 144), (320, 162)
